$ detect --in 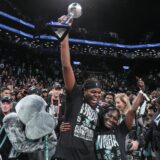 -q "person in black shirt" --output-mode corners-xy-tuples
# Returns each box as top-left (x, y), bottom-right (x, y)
(145, 97), (160, 160)
(95, 91), (143, 160)
(60, 91), (144, 160)
(54, 16), (103, 160)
